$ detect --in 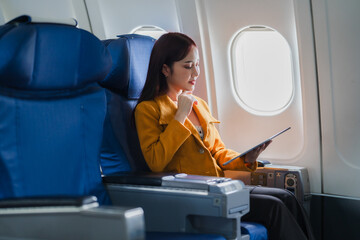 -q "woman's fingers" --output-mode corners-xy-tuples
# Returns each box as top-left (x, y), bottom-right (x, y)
(179, 92), (198, 105)
(253, 140), (272, 154)
(191, 95), (198, 105)
(174, 92), (198, 123)
(263, 140), (272, 150)
(244, 140), (272, 164)
(256, 140), (272, 153)
(177, 93), (197, 116)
